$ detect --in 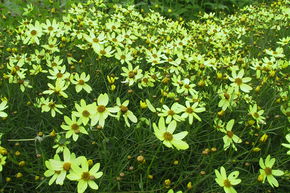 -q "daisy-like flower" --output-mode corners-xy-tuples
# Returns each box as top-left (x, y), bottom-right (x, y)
(84, 31), (106, 51)
(44, 149), (80, 185)
(220, 119), (242, 151)
(42, 19), (61, 37)
(229, 69), (252, 93)
(61, 115), (88, 141)
(215, 166), (241, 193)
(72, 99), (95, 126)
(36, 97), (65, 117)
(180, 101), (205, 124)
(248, 104), (266, 126)
(175, 78), (197, 96)
(43, 79), (69, 98)
(121, 63), (143, 86)
(70, 72), (92, 93)
(47, 65), (70, 80)
(115, 47), (134, 64)
(0, 154), (7, 172)
(115, 97), (137, 127)
(42, 38), (60, 53)
(265, 47), (285, 58)
(157, 103), (184, 124)
(259, 155), (284, 187)
(44, 154), (62, 185)
(153, 117), (189, 150)
(23, 21), (43, 45)
(218, 86), (238, 111)
(90, 93), (119, 128)
(282, 133), (290, 155)
(0, 100), (8, 118)
(67, 157), (103, 193)
(53, 135), (70, 153)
